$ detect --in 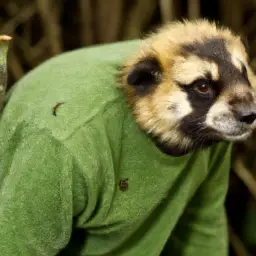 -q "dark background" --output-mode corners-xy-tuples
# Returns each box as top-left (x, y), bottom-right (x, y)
(1, 1), (256, 255)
